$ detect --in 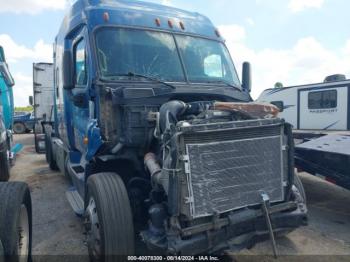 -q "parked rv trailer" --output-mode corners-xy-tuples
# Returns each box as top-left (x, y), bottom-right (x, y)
(257, 75), (350, 131)
(31, 63), (54, 153)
